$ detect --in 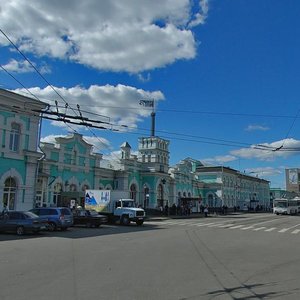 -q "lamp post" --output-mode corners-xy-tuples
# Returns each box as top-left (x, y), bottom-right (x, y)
(143, 184), (149, 209)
